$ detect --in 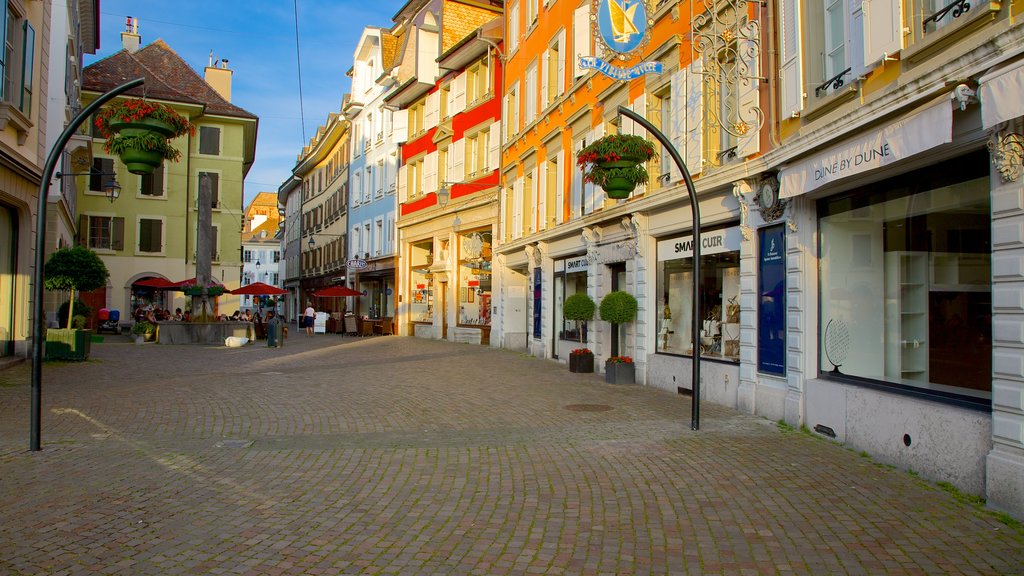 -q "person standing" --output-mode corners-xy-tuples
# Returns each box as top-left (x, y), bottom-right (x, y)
(304, 302), (316, 336)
